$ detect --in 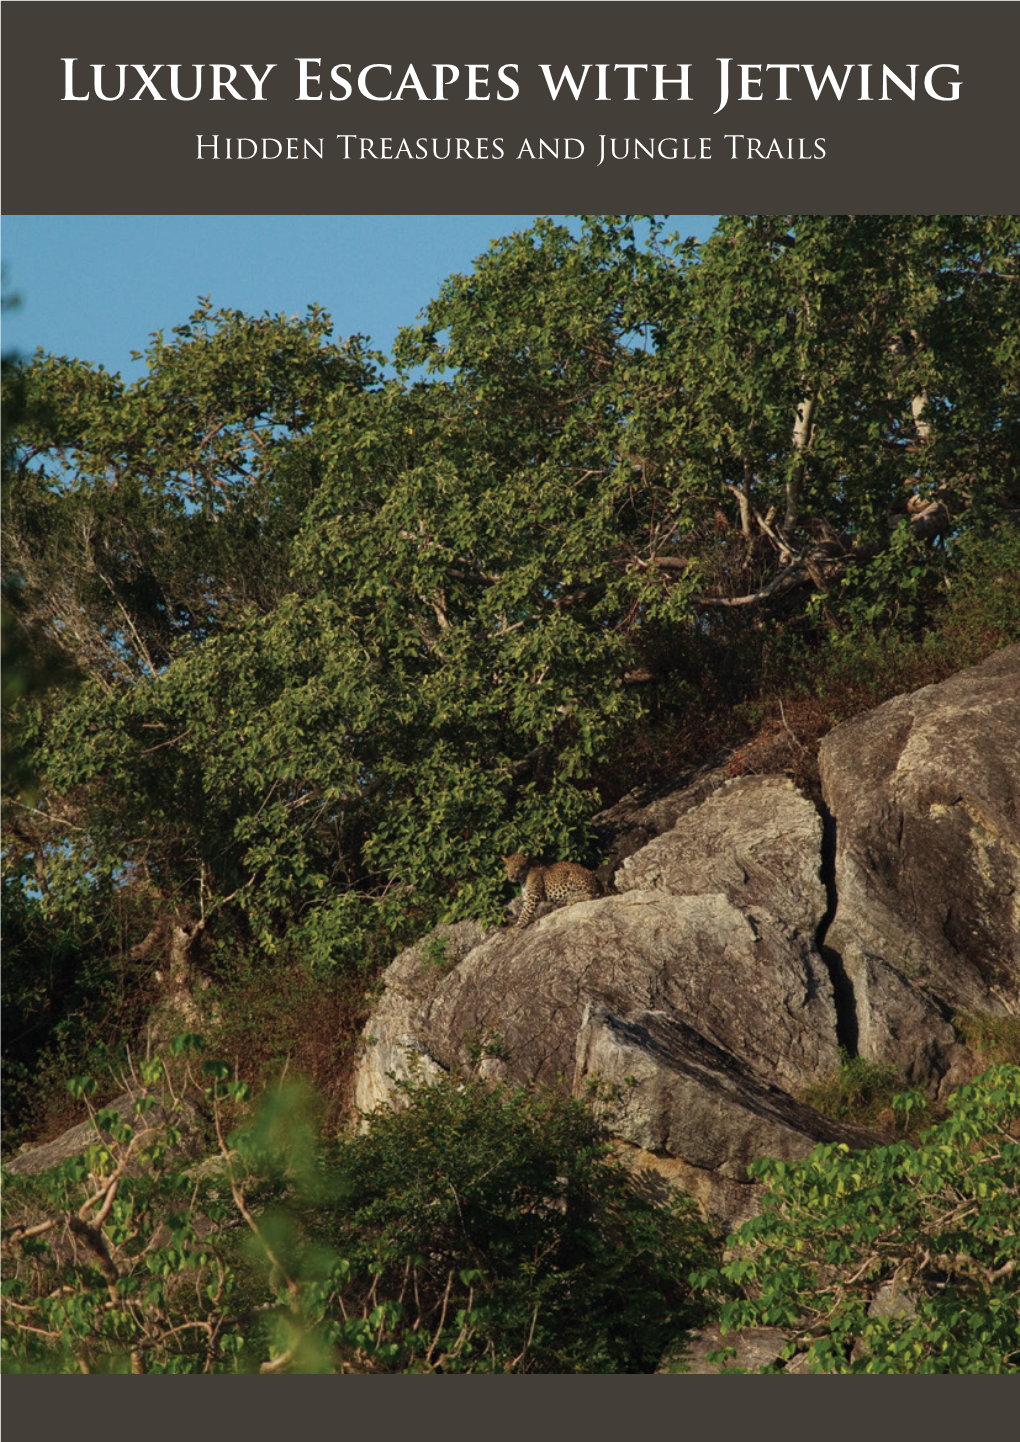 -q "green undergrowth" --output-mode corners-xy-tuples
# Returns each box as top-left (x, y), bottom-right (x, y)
(954, 1012), (1020, 1068)
(800, 1051), (938, 1135)
(704, 1065), (1020, 1373)
(1, 1050), (722, 1374)
(6, 1049), (1017, 1374)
